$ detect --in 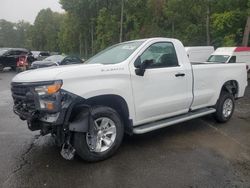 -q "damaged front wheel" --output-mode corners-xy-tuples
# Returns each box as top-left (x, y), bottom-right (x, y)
(74, 106), (124, 162)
